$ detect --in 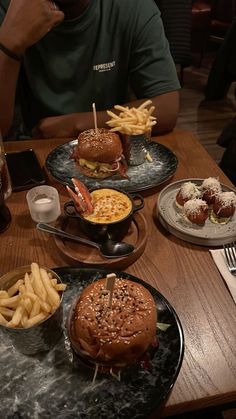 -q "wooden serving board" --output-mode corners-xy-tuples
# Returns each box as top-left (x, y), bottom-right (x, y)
(53, 212), (147, 270)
